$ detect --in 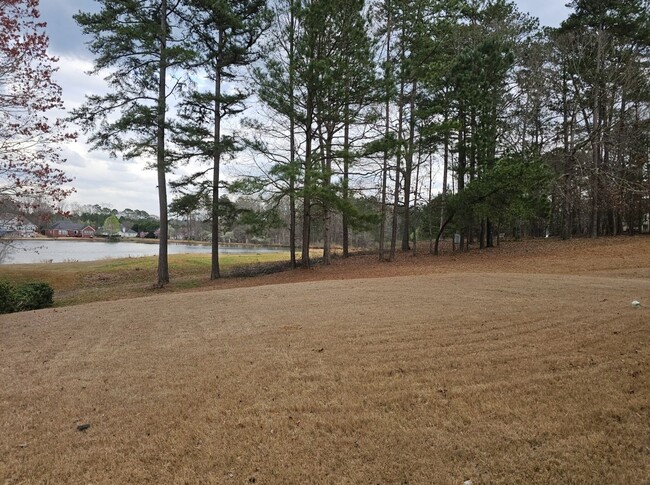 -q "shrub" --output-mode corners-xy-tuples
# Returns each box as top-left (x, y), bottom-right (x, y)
(0, 281), (54, 314)
(14, 282), (54, 311)
(0, 280), (16, 314)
